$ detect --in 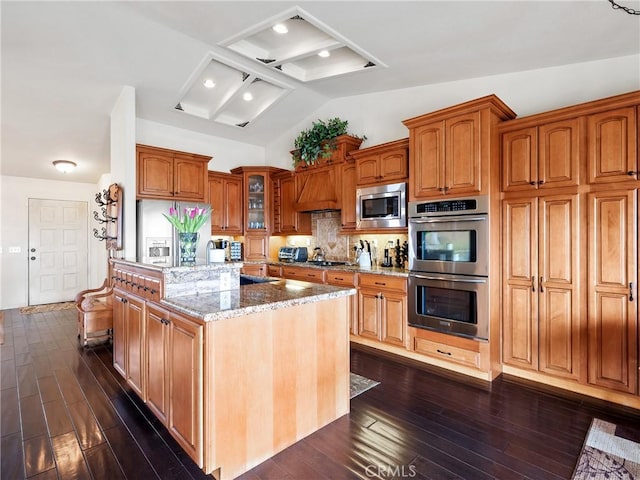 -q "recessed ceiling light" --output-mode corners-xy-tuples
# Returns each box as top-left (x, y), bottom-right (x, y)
(203, 79), (216, 89)
(53, 160), (77, 173)
(318, 50), (330, 58)
(242, 92), (254, 101)
(272, 23), (288, 34)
